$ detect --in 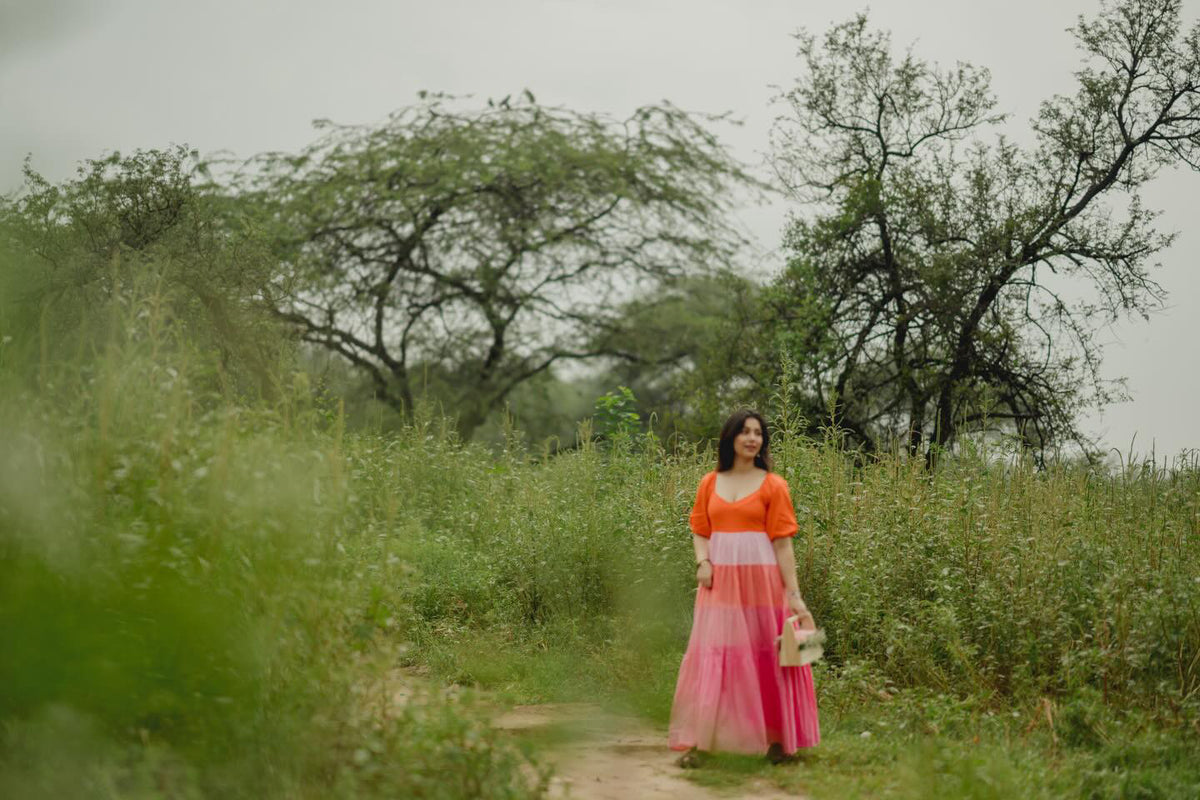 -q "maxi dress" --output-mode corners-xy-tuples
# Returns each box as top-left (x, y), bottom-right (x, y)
(668, 470), (821, 755)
